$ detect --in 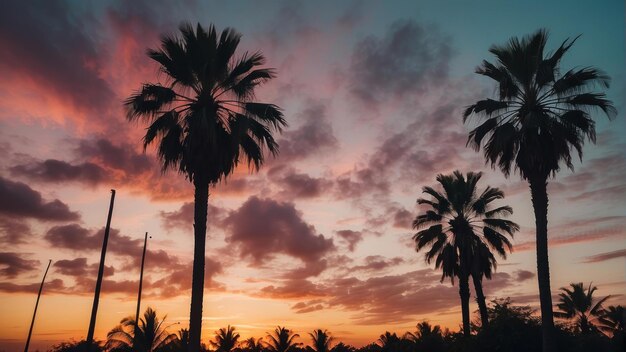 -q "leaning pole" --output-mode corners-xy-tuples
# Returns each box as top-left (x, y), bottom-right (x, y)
(24, 259), (51, 352)
(86, 189), (116, 345)
(134, 232), (149, 332)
